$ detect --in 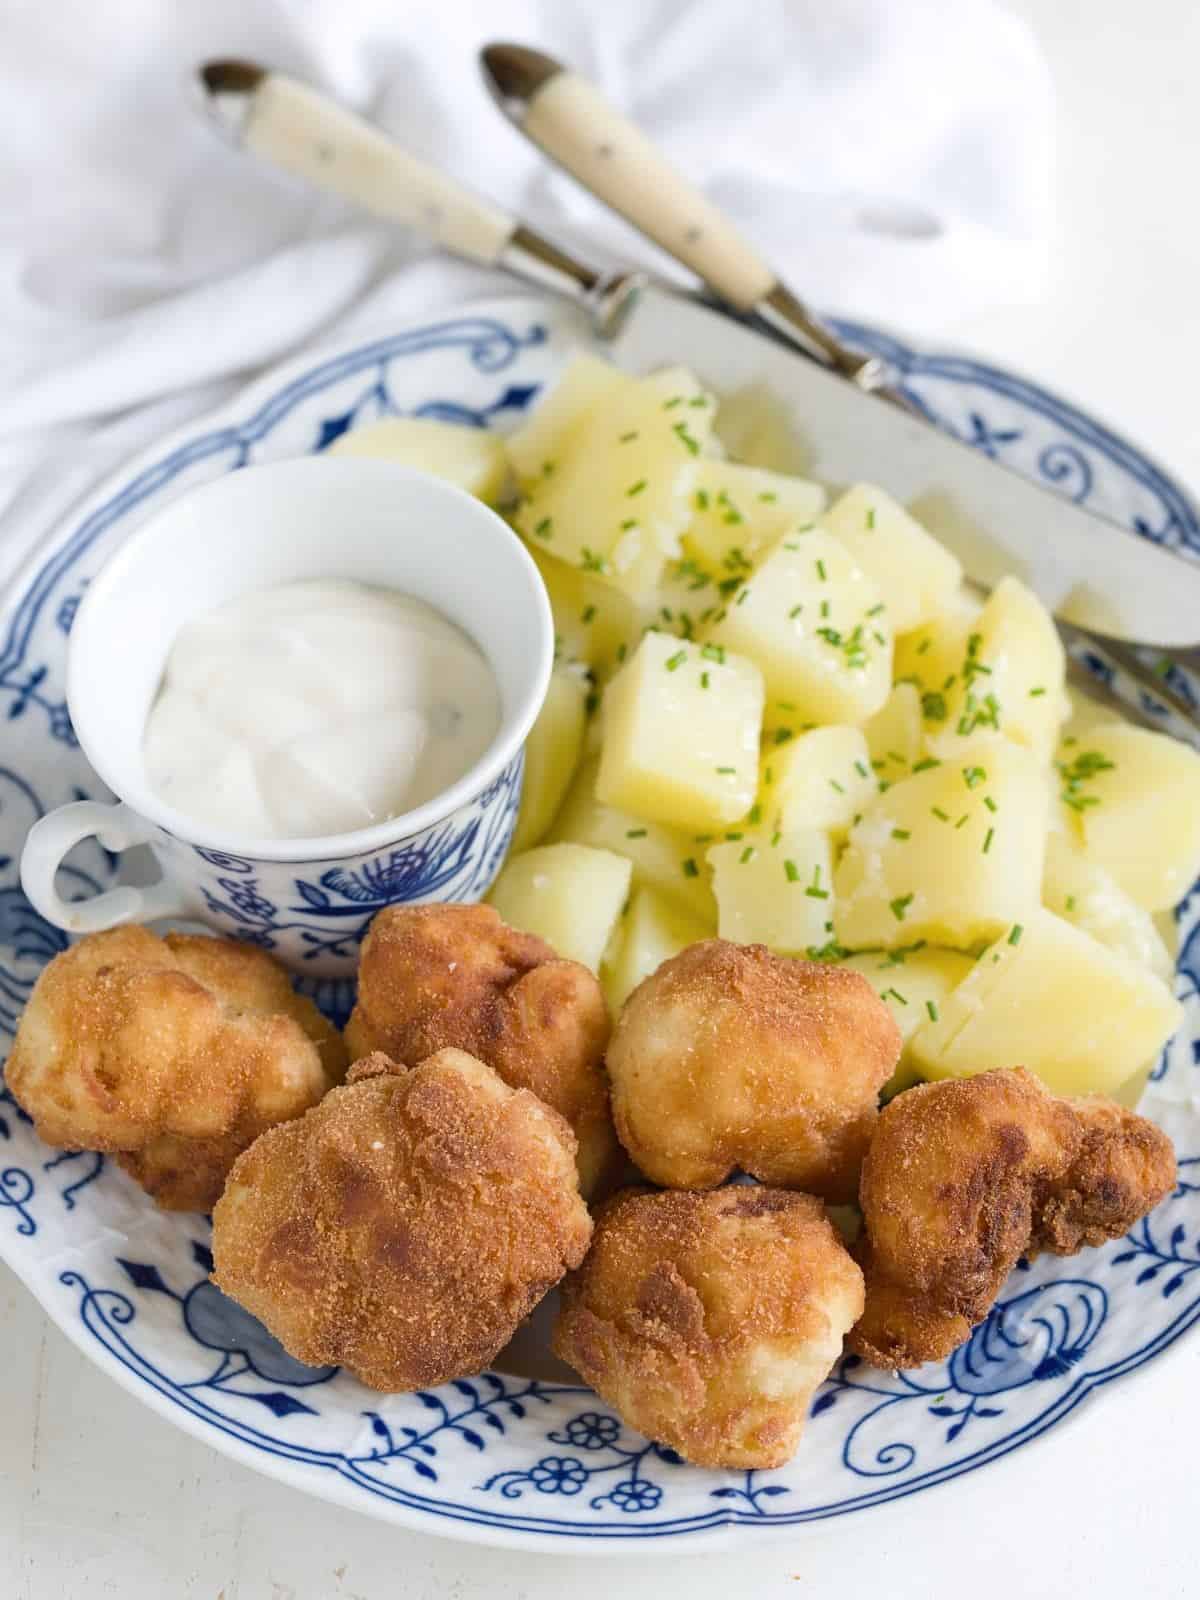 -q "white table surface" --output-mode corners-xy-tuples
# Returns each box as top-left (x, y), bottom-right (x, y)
(4, 4), (1198, 1595)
